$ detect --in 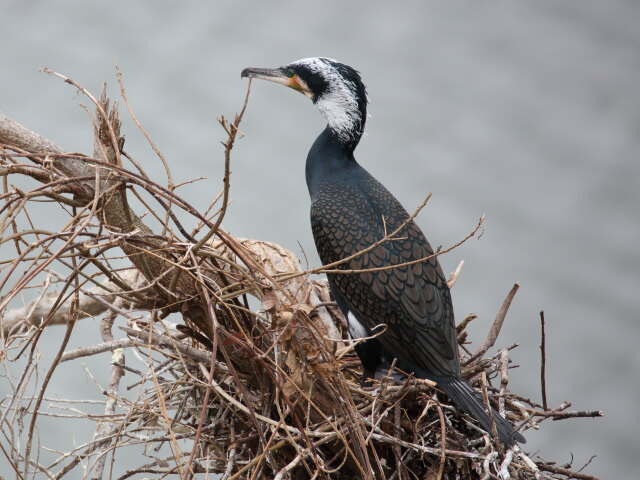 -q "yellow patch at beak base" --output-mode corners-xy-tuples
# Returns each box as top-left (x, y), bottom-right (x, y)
(287, 75), (303, 92)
